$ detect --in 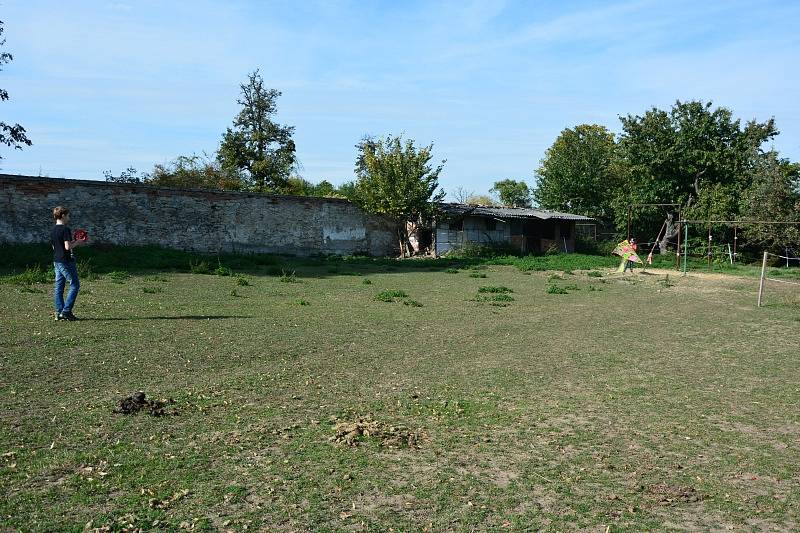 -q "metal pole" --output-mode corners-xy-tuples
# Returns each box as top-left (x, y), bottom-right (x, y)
(707, 225), (712, 270)
(683, 223), (688, 275)
(733, 225), (737, 264)
(757, 251), (768, 307)
(675, 210), (682, 271)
